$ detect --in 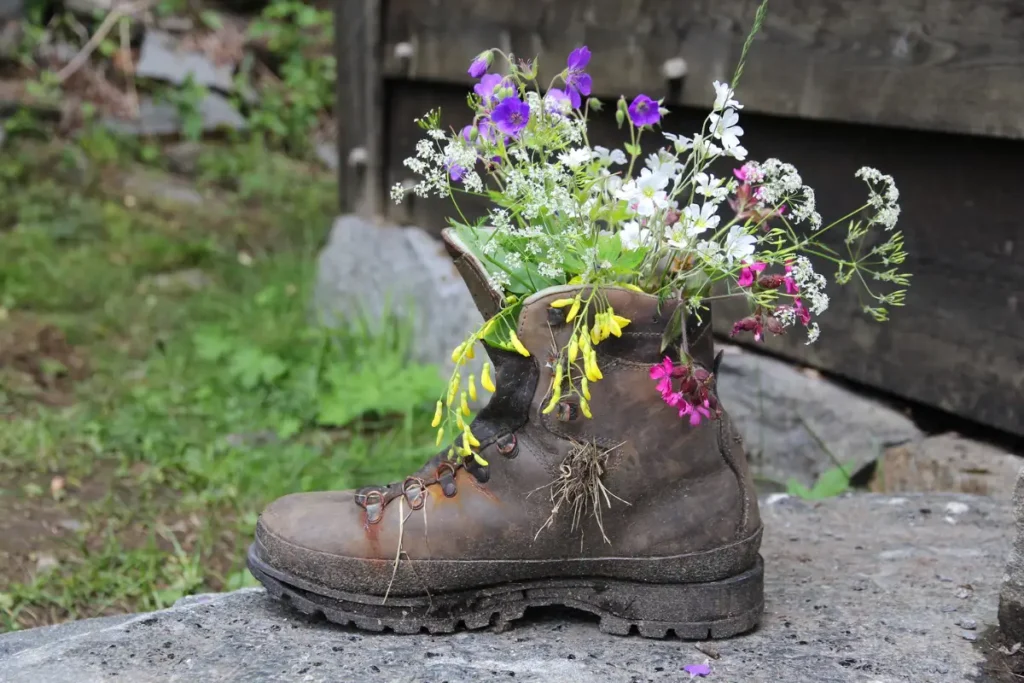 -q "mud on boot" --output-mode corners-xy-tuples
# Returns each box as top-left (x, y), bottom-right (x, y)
(247, 229), (764, 639)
